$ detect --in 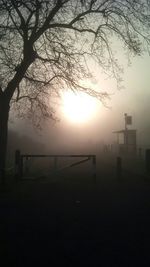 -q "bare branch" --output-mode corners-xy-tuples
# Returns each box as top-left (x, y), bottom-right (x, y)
(0, 0), (149, 126)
